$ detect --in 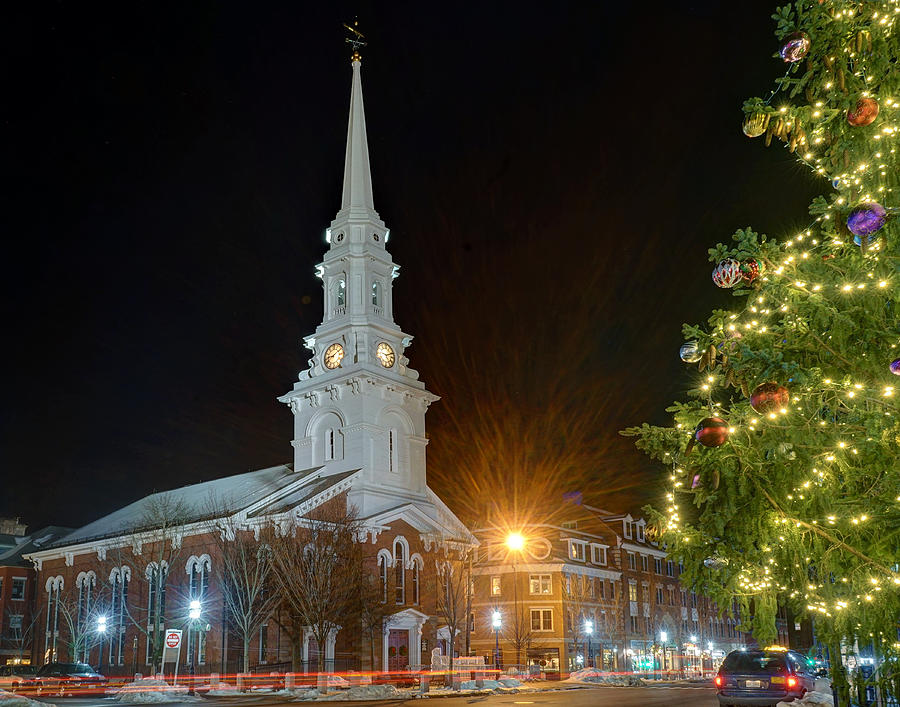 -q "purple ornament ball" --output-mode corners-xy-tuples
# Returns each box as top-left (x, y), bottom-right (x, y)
(847, 202), (887, 237)
(891, 358), (900, 376)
